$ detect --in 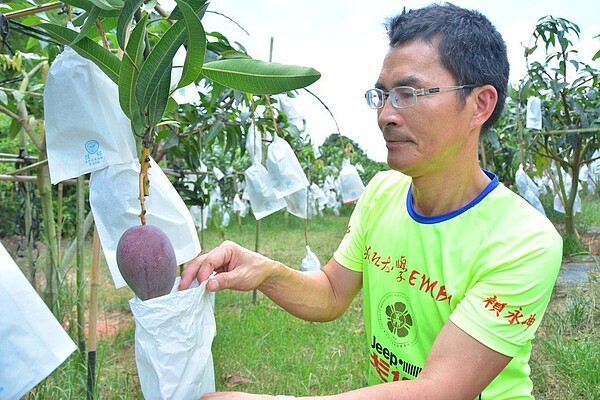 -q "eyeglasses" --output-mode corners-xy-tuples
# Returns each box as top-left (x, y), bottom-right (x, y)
(364, 84), (478, 109)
